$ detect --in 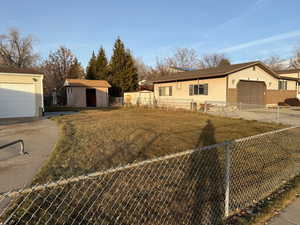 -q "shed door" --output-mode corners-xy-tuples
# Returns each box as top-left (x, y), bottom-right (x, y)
(237, 81), (266, 105)
(86, 88), (96, 107)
